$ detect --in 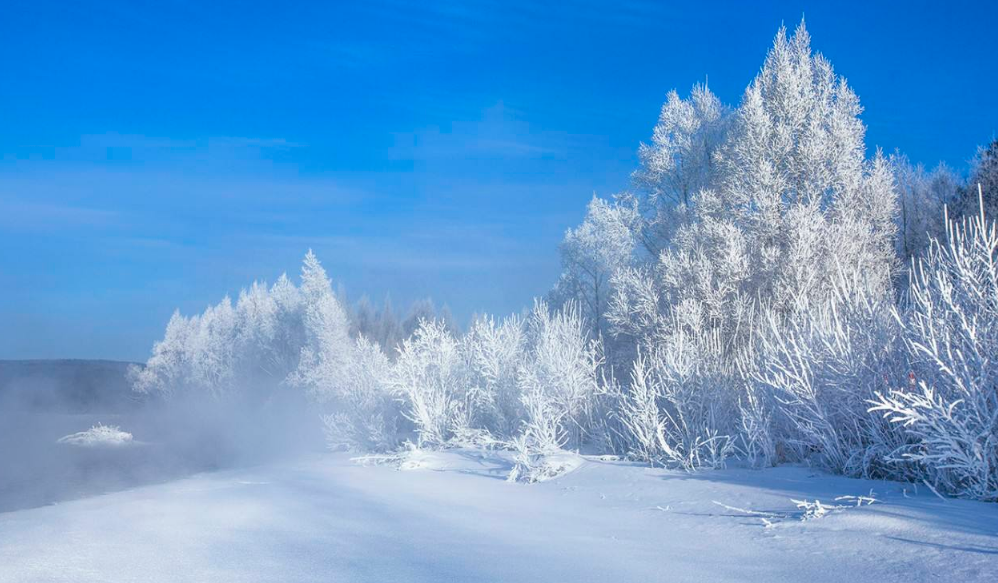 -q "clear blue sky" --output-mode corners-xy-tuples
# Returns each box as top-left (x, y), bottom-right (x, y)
(1, 0), (996, 361)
